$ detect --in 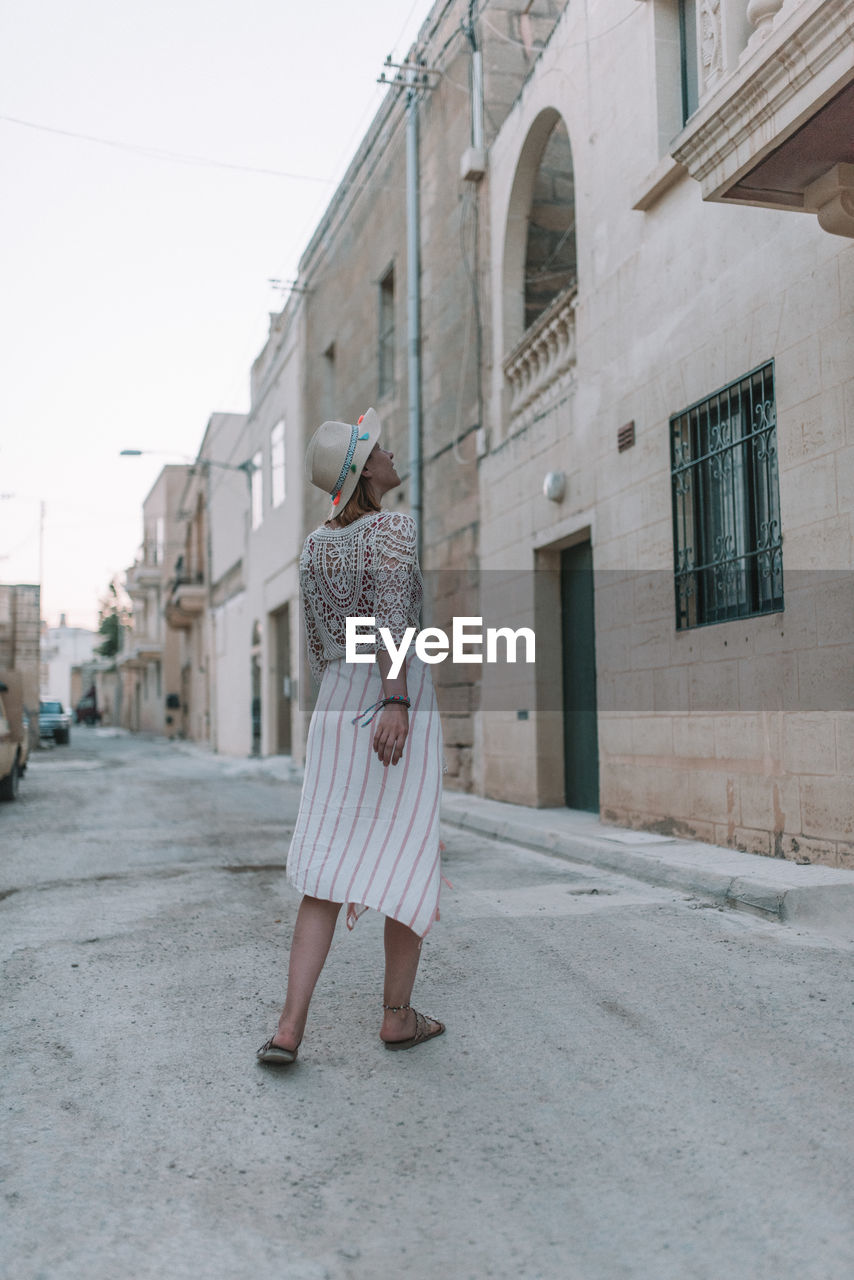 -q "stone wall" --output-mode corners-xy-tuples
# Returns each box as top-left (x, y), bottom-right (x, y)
(293, 0), (567, 791)
(481, 0), (853, 864)
(0, 584), (41, 712)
